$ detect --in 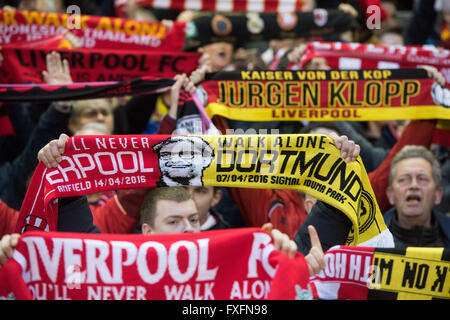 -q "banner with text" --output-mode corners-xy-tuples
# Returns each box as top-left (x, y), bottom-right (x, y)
(0, 9), (186, 51)
(0, 229), (311, 300)
(200, 69), (450, 121)
(310, 245), (450, 300)
(17, 134), (390, 246)
(0, 46), (200, 83)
